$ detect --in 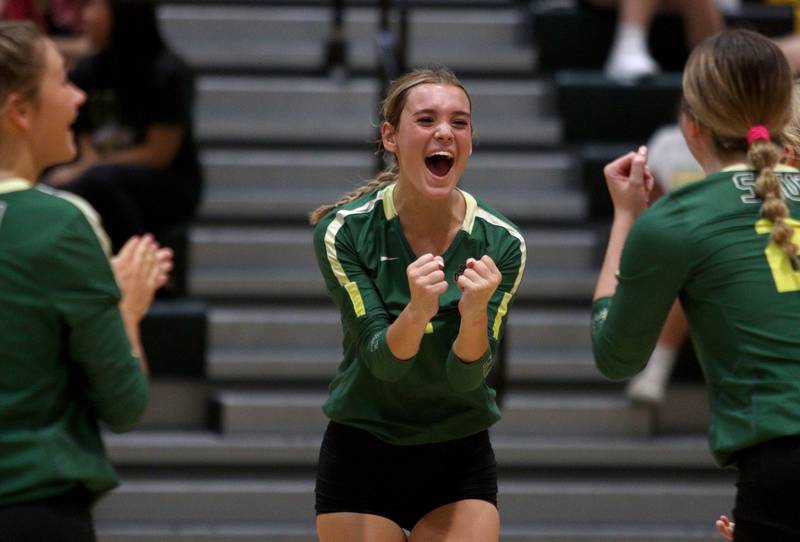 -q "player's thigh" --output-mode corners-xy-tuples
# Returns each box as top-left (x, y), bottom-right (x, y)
(409, 499), (499, 542)
(317, 512), (408, 542)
